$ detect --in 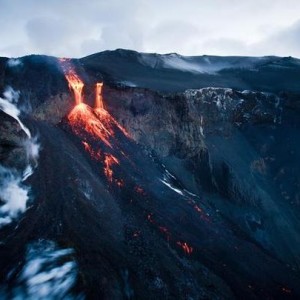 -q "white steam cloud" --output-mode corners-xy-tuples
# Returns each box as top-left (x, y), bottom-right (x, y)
(1, 240), (79, 299)
(0, 87), (31, 138)
(23, 136), (40, 168)
(0, 167), (30, 227)
(0, 86), (40, 228)
(7, 58), (23, 68)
